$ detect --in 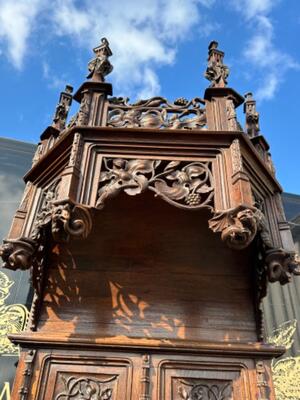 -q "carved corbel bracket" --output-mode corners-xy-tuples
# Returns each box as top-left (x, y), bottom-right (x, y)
(0, 201), (93, 330)
(51, 202), (93, 242)
(208, 205), (260, 250)
(0, 202), (93, 271)
(265, 249), (300, 285)
(0, 237), (37, 270)
(208, 205), (300, 284)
